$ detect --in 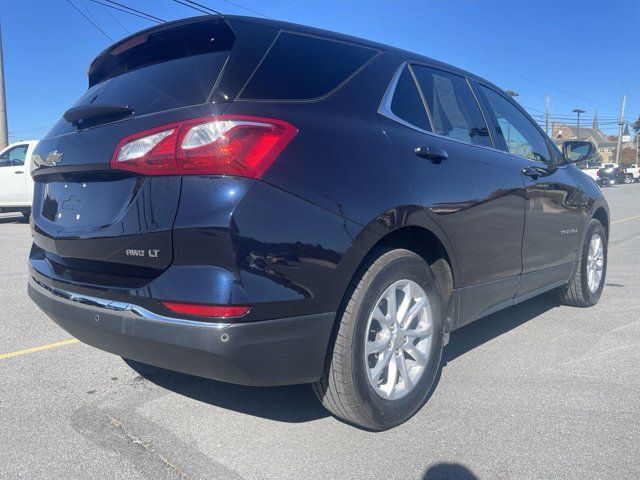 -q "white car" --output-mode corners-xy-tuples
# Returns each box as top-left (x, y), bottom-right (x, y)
(0, 140), (38, 218)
